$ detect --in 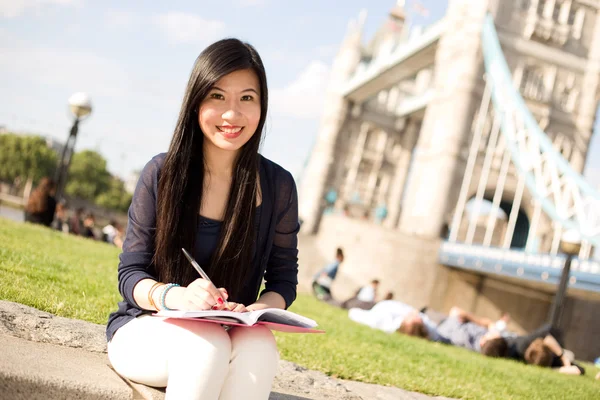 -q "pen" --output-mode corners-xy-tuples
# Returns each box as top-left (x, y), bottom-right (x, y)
(181, 248), (230, 309)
